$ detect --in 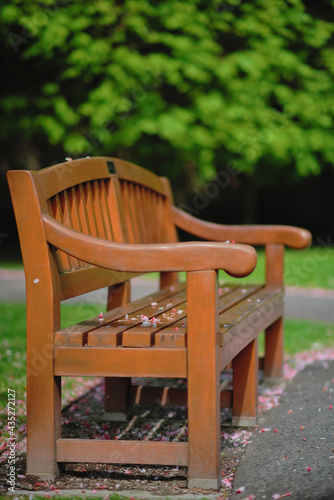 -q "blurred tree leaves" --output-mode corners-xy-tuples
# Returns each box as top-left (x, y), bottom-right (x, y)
(0, 0), (334, 184)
